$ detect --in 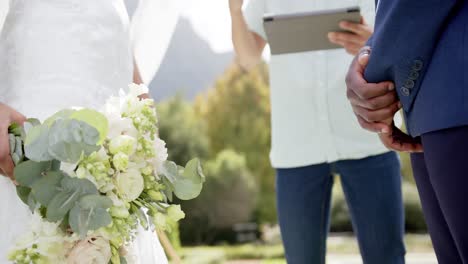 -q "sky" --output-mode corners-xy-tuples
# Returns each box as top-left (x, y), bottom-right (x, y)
(179, 0), (234, 53)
